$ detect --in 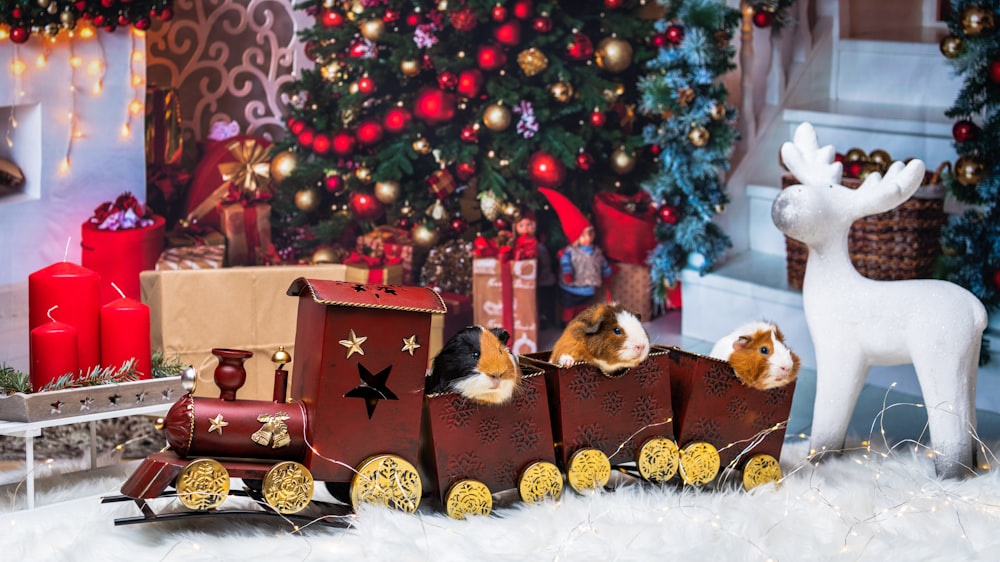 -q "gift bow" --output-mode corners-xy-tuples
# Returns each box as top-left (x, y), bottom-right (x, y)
(344, 251), (402, 268)
(184, 139), (273, 226)
(473, 236), (513, 260)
